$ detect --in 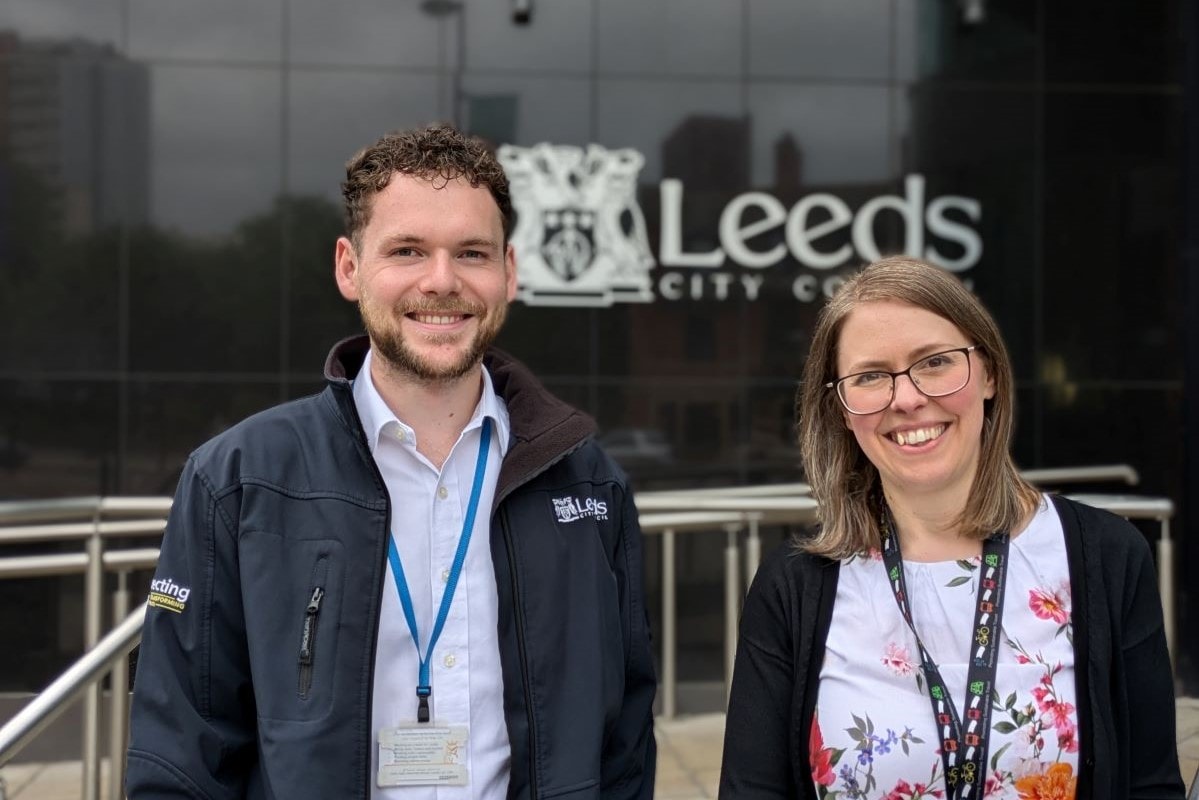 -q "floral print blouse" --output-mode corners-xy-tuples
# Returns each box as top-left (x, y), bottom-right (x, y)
(812, 497), (1079, 799)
